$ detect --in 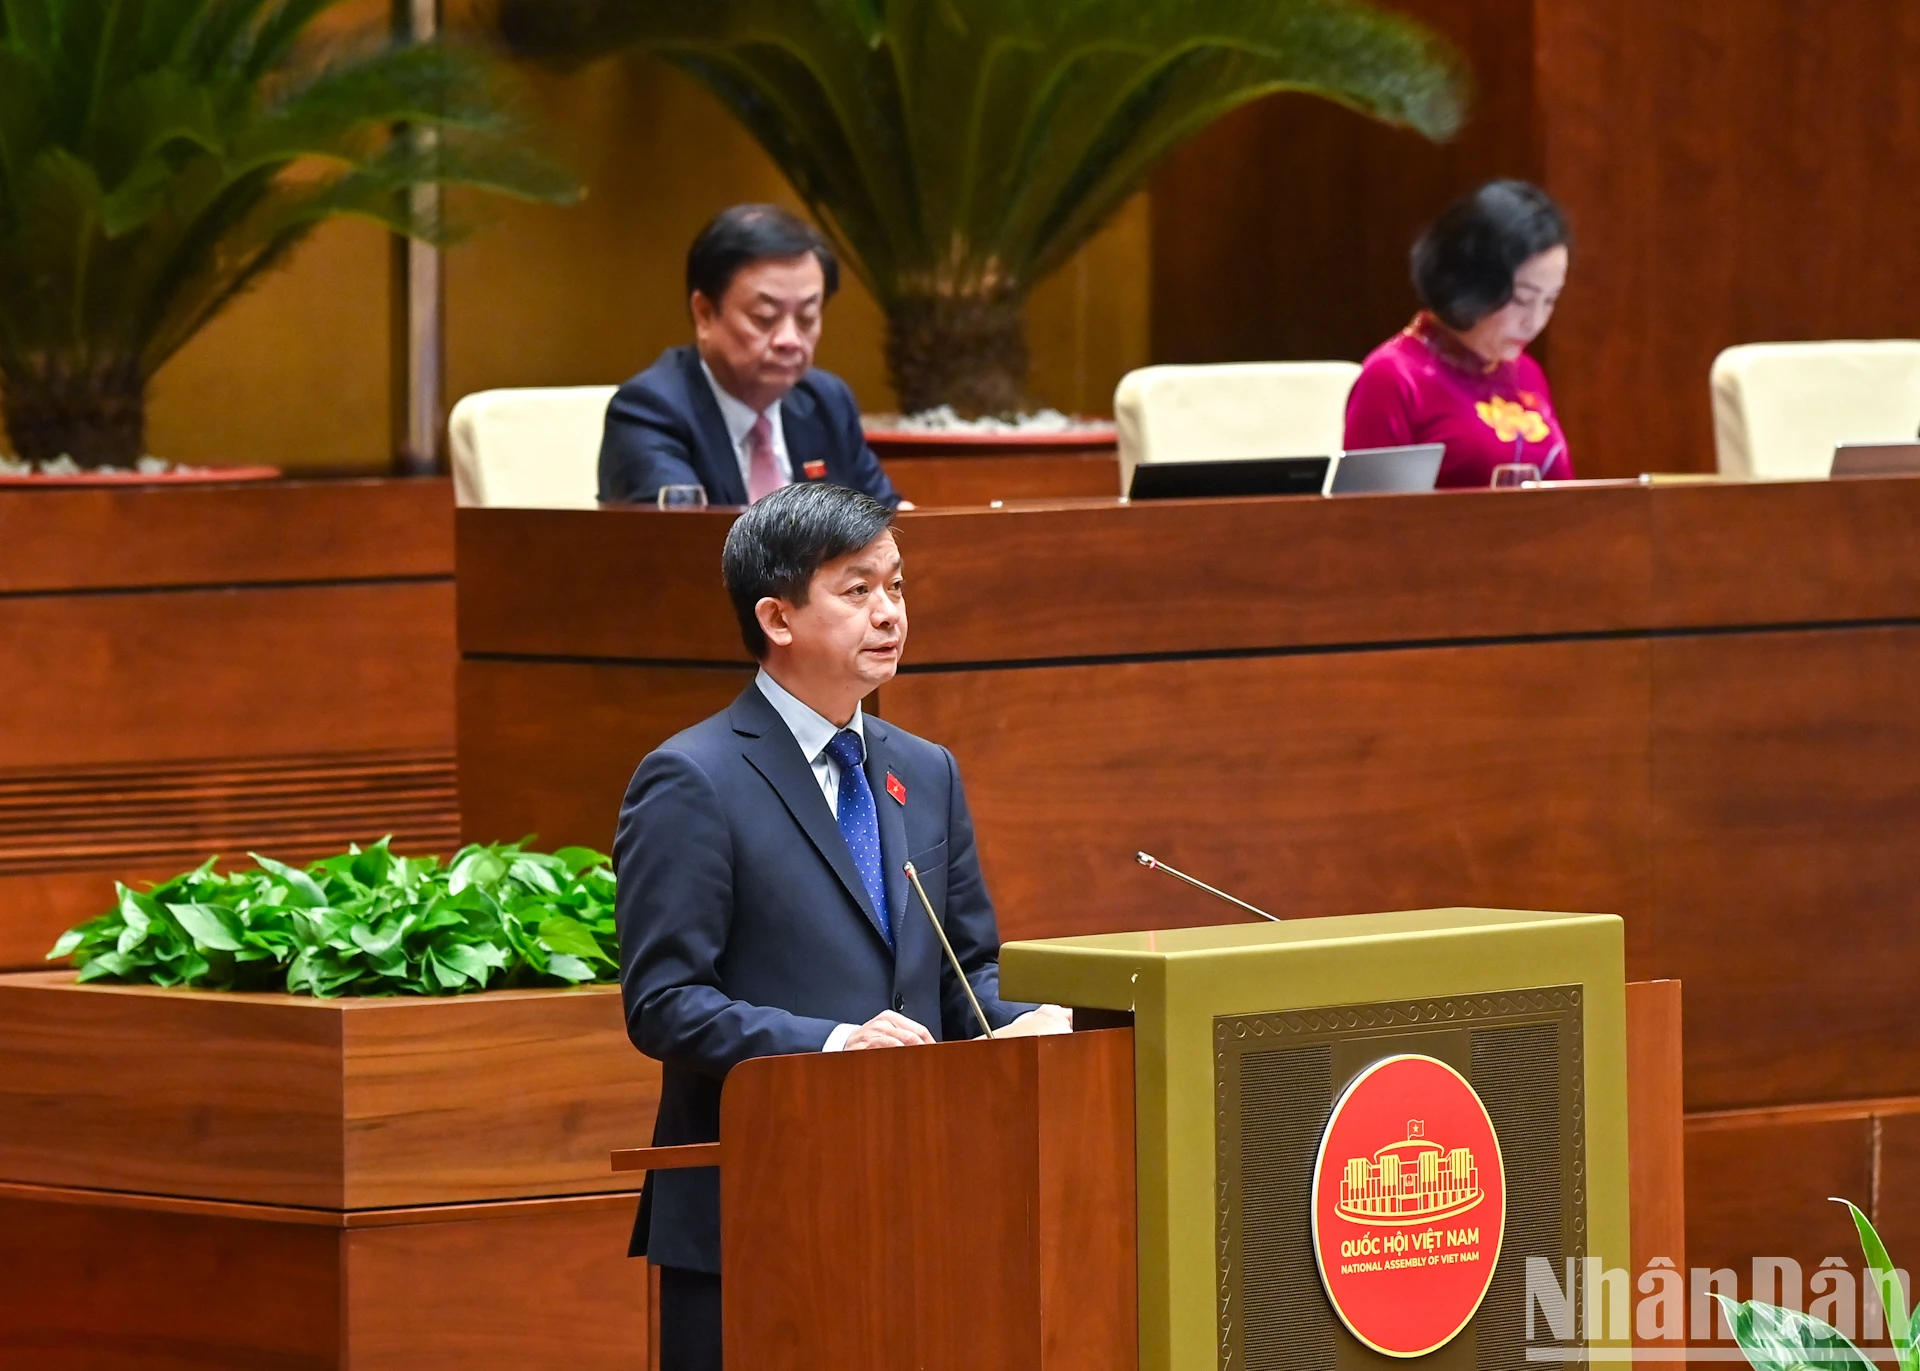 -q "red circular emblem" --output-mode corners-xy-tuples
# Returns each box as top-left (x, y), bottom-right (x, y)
(1311, 1055), (1506, 1357)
